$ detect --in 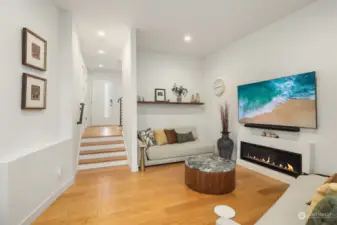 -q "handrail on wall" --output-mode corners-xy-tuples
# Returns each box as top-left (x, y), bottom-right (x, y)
(77, 103), (85, 125)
